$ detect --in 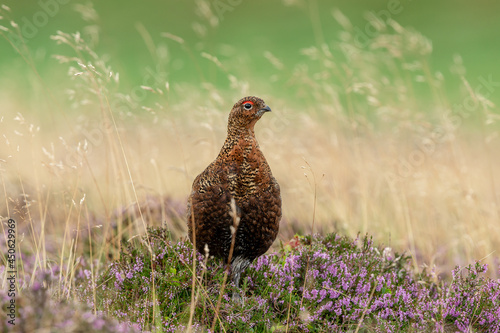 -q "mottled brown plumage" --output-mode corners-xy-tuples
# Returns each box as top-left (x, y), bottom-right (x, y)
(187, 96), (281, 293)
